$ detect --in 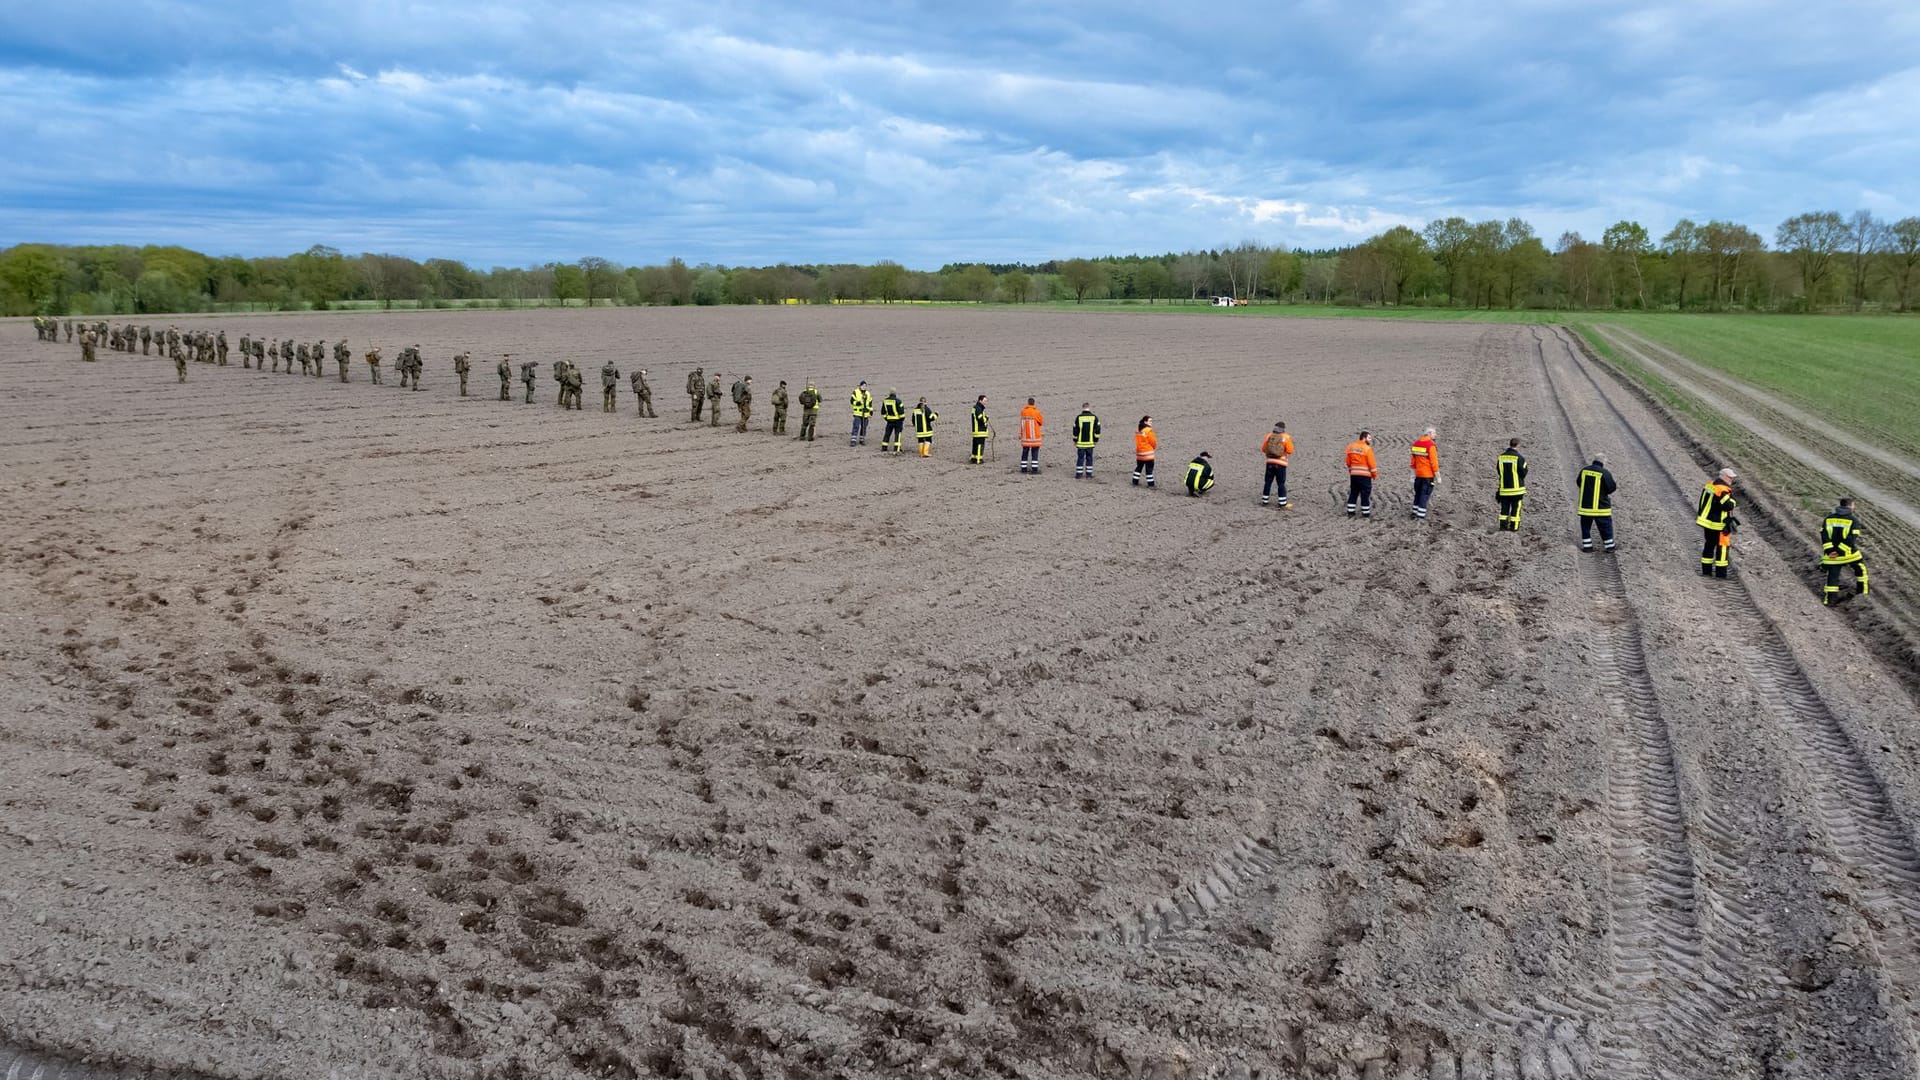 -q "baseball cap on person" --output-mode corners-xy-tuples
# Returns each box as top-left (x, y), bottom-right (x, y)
(1719, 468), (1737, 482)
